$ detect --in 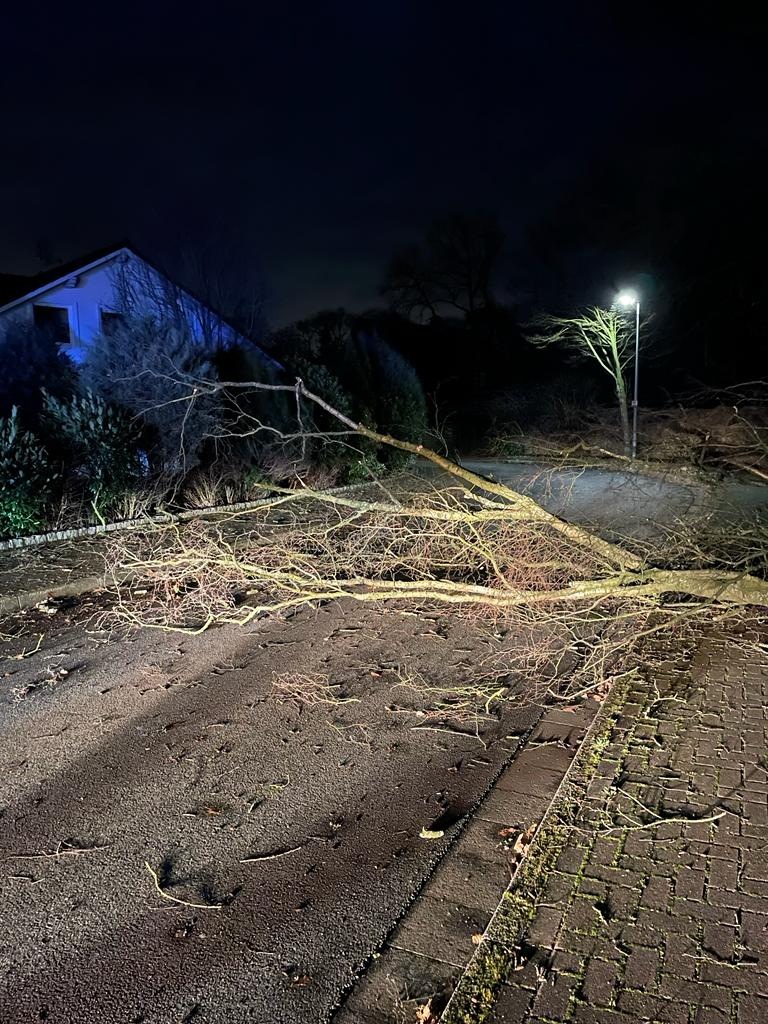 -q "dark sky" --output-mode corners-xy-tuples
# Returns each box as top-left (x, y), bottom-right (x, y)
(1, 2), (765, 324)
